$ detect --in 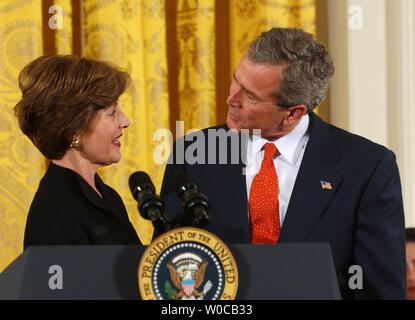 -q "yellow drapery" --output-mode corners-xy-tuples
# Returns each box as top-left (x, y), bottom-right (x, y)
(0, 0), (48, 274)
(82, 0), (171, 249)
(0, 0), (315, 273)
